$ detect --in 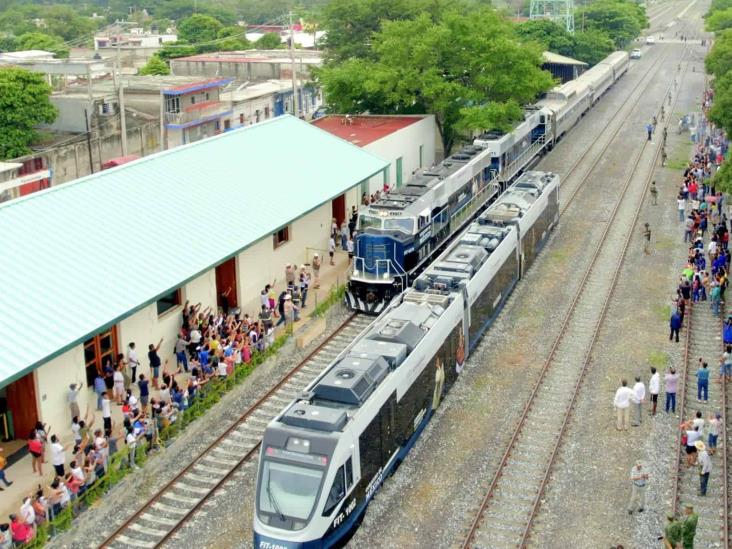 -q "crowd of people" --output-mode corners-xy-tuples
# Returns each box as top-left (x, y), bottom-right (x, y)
(0, 211), (363, 545)
(611, 92), (728, 549)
